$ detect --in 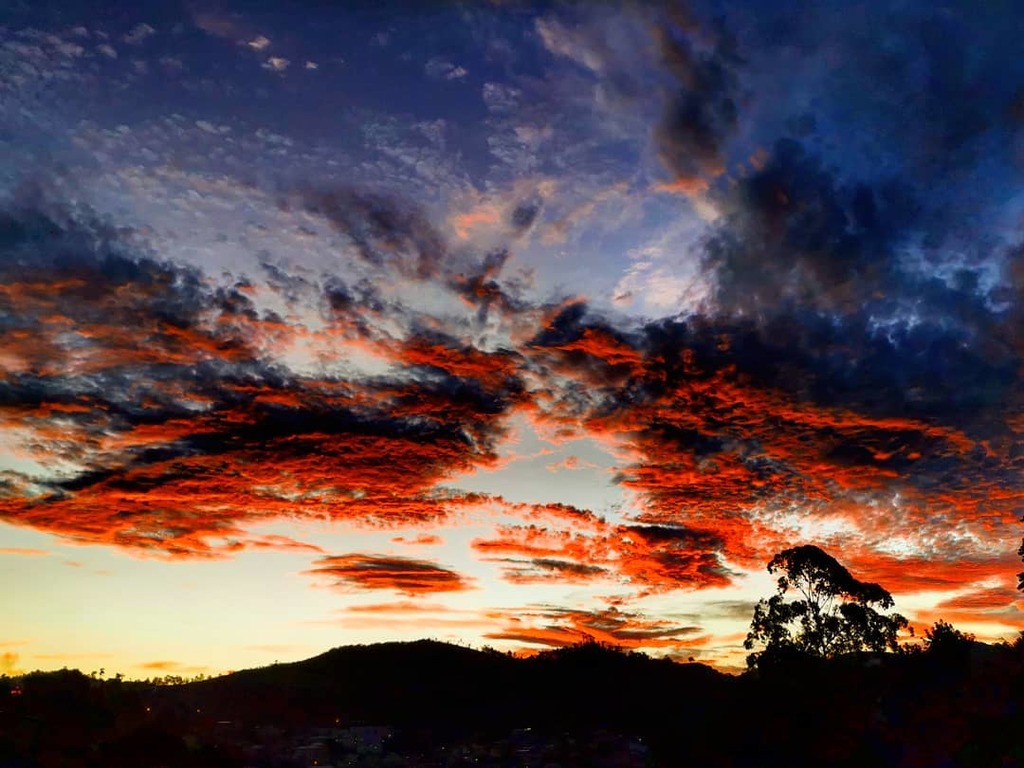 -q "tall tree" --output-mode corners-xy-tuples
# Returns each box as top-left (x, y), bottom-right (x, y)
(1017, 530), (1023, 591)
(744, 545), (908, 668)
